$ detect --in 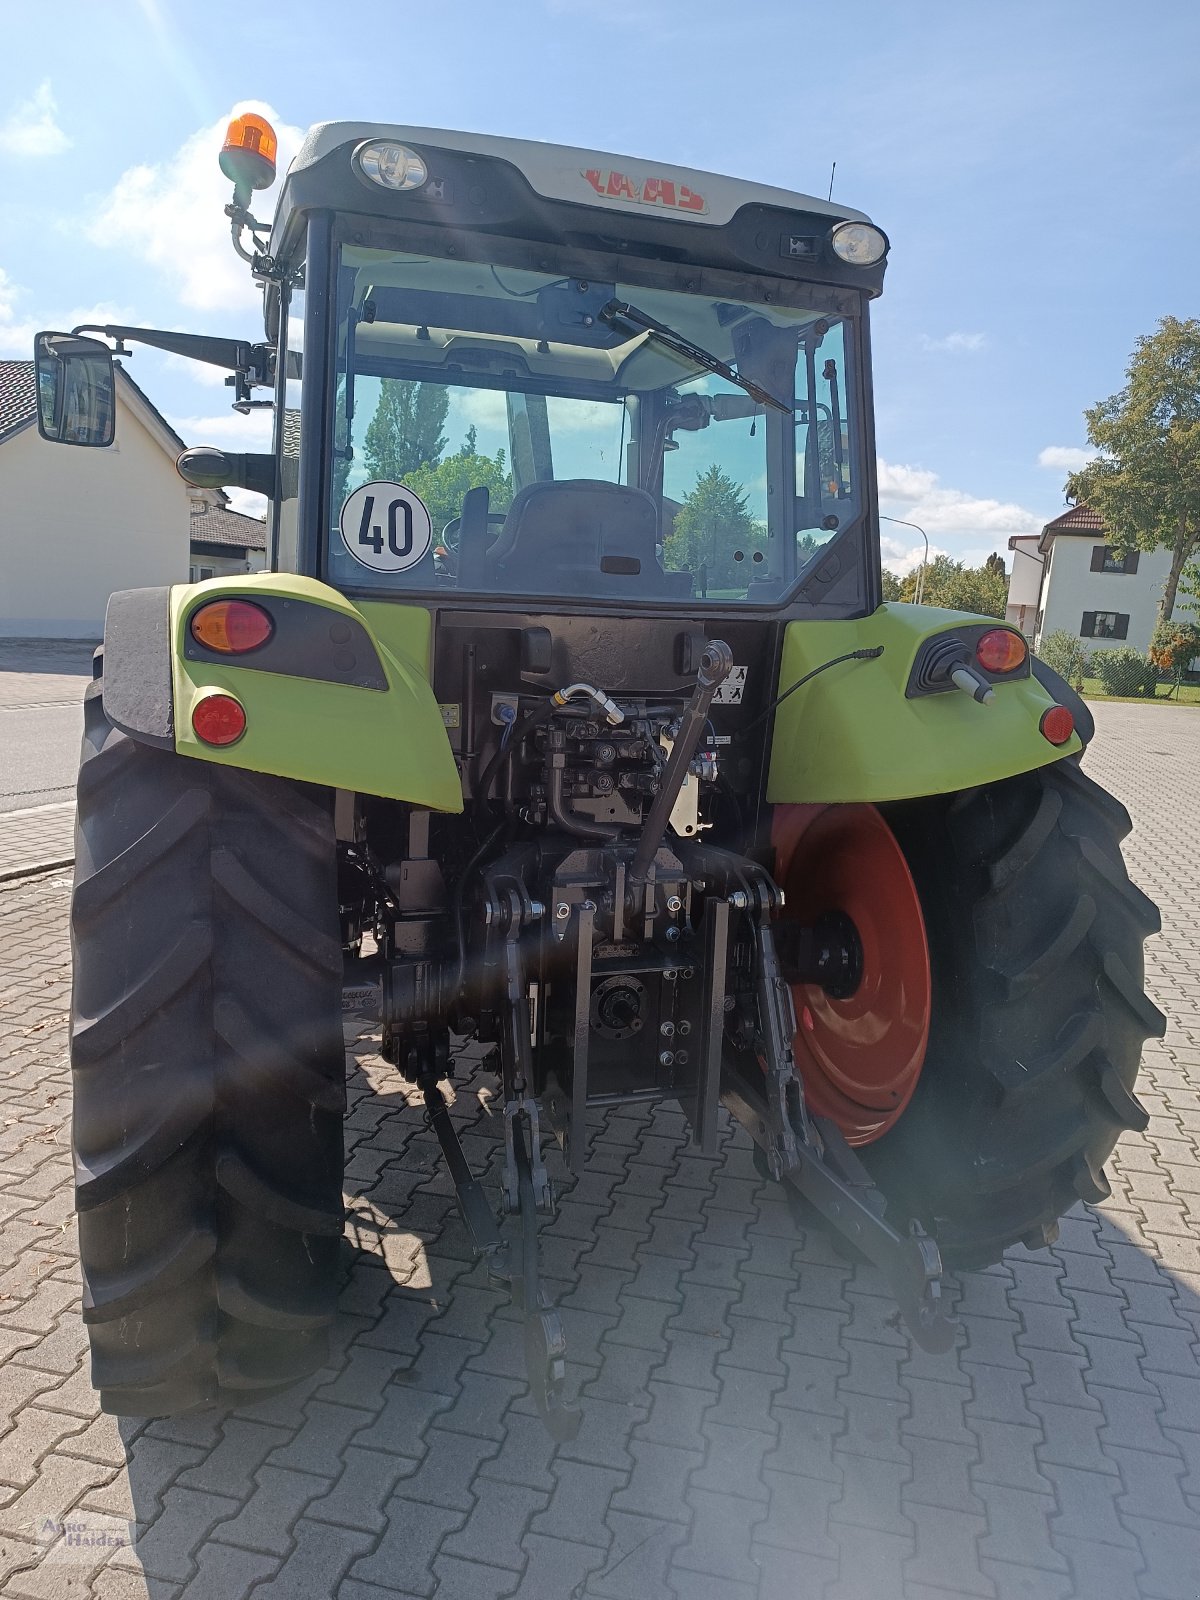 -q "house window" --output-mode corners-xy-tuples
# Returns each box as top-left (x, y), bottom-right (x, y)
(1081, 611), (1129, 639)
(190, 565), (216, 582)
(1090, 545), (1140, 575)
